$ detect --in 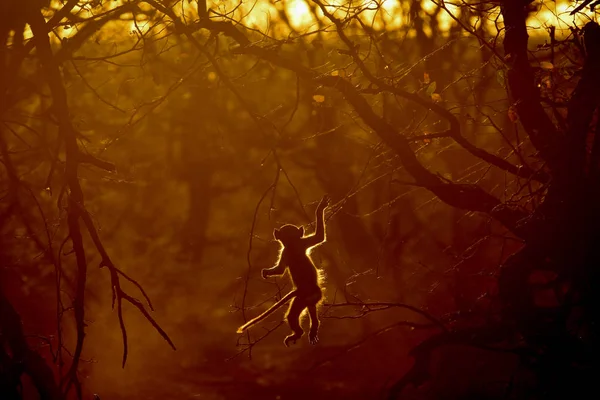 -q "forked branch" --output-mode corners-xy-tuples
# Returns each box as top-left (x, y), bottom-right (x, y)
(147, 2), (530, 238)
(25, 3), (175, 393)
